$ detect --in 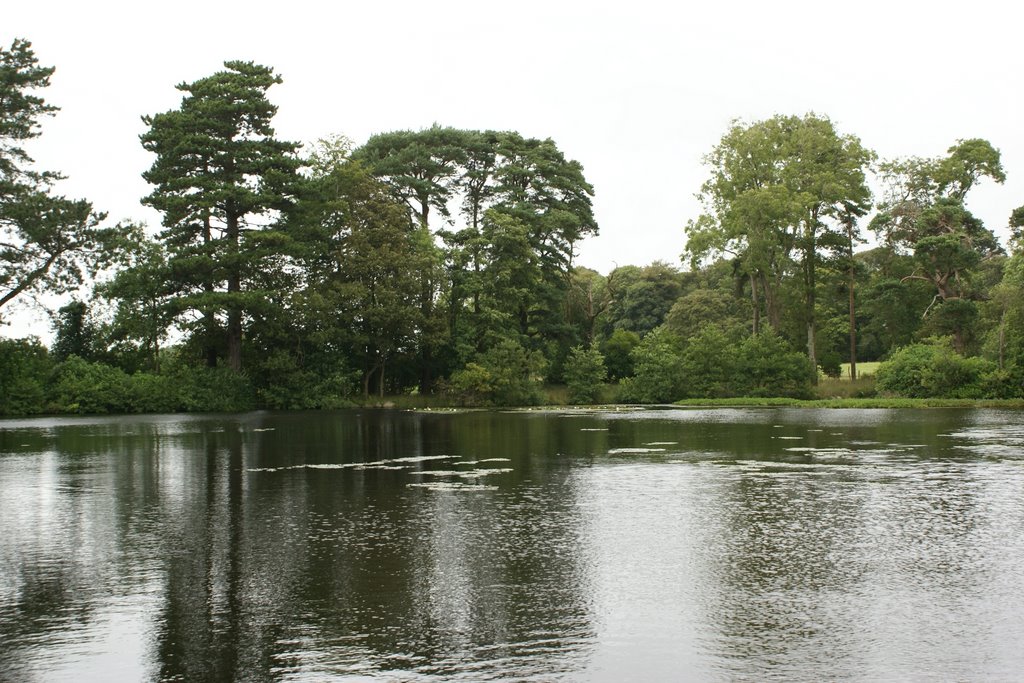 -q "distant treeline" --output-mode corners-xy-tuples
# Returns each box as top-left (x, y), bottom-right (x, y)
(2, 40), (1023, 415)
